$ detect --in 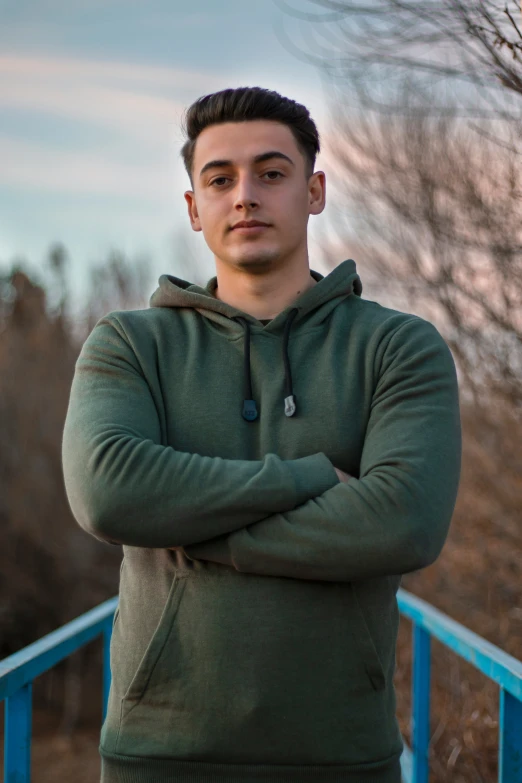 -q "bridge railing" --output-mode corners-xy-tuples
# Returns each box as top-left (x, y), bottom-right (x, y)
(1, 588), (521, 783)
(397, 591), (522, 783)
(0, 596), (117, 782)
